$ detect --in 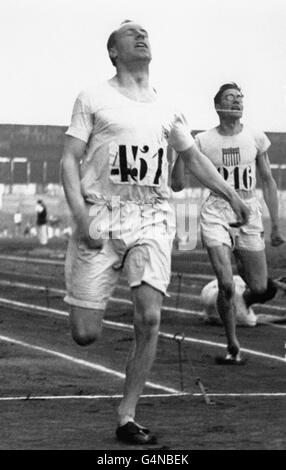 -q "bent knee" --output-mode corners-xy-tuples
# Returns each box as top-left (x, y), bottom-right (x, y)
(249, 278), (277, 303)
(71, 327), (102, 346)
(70, 306), (104, 346)
(250, 285), (267, 297)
